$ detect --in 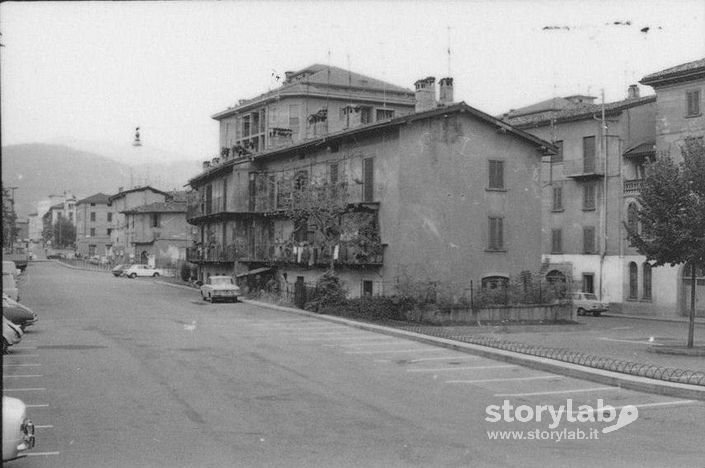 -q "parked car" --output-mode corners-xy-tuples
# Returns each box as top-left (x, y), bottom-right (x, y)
(2, 316), (24, 354)
(571, 292), (609, 317)
(47, 253), (66, 259)
(2, 271), (19, 301)
(111, 264), (129, 277)
(2, 294), (38, 330)
(2, 397), (36, 462)
(200, 275), (241, 303)
(123, 264), (162, 278)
